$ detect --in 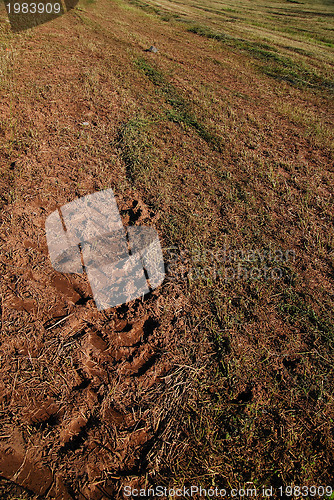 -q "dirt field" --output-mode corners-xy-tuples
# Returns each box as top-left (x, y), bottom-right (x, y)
(0, 0), (333, 497)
